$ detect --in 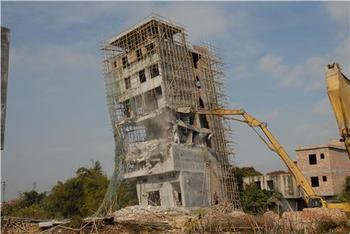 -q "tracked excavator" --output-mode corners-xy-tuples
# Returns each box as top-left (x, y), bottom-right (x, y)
(326, 63), (350, 158)
(177, 107), (350, 212)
